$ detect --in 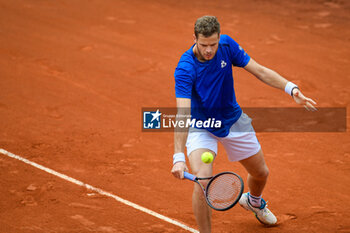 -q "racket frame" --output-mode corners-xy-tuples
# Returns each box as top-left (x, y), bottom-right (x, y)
(184, 171), (244, 211)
